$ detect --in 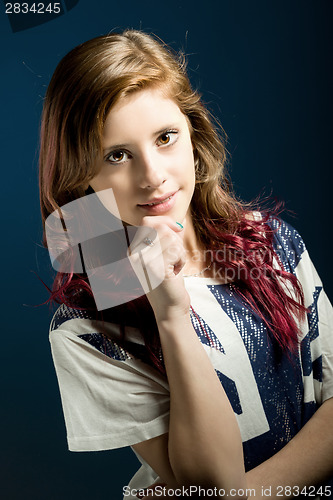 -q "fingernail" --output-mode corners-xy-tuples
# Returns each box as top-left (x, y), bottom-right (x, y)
(176, 222), (184, 229)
